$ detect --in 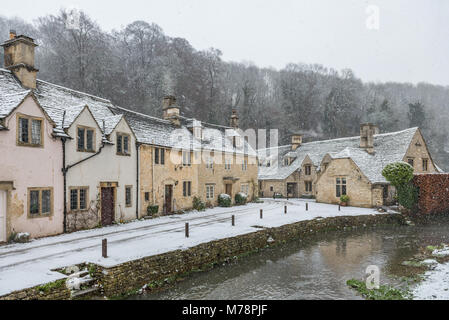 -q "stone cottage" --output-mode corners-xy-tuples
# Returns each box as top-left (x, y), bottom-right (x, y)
(258, 124), (441, 208)
(111, 99), (258, 216)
